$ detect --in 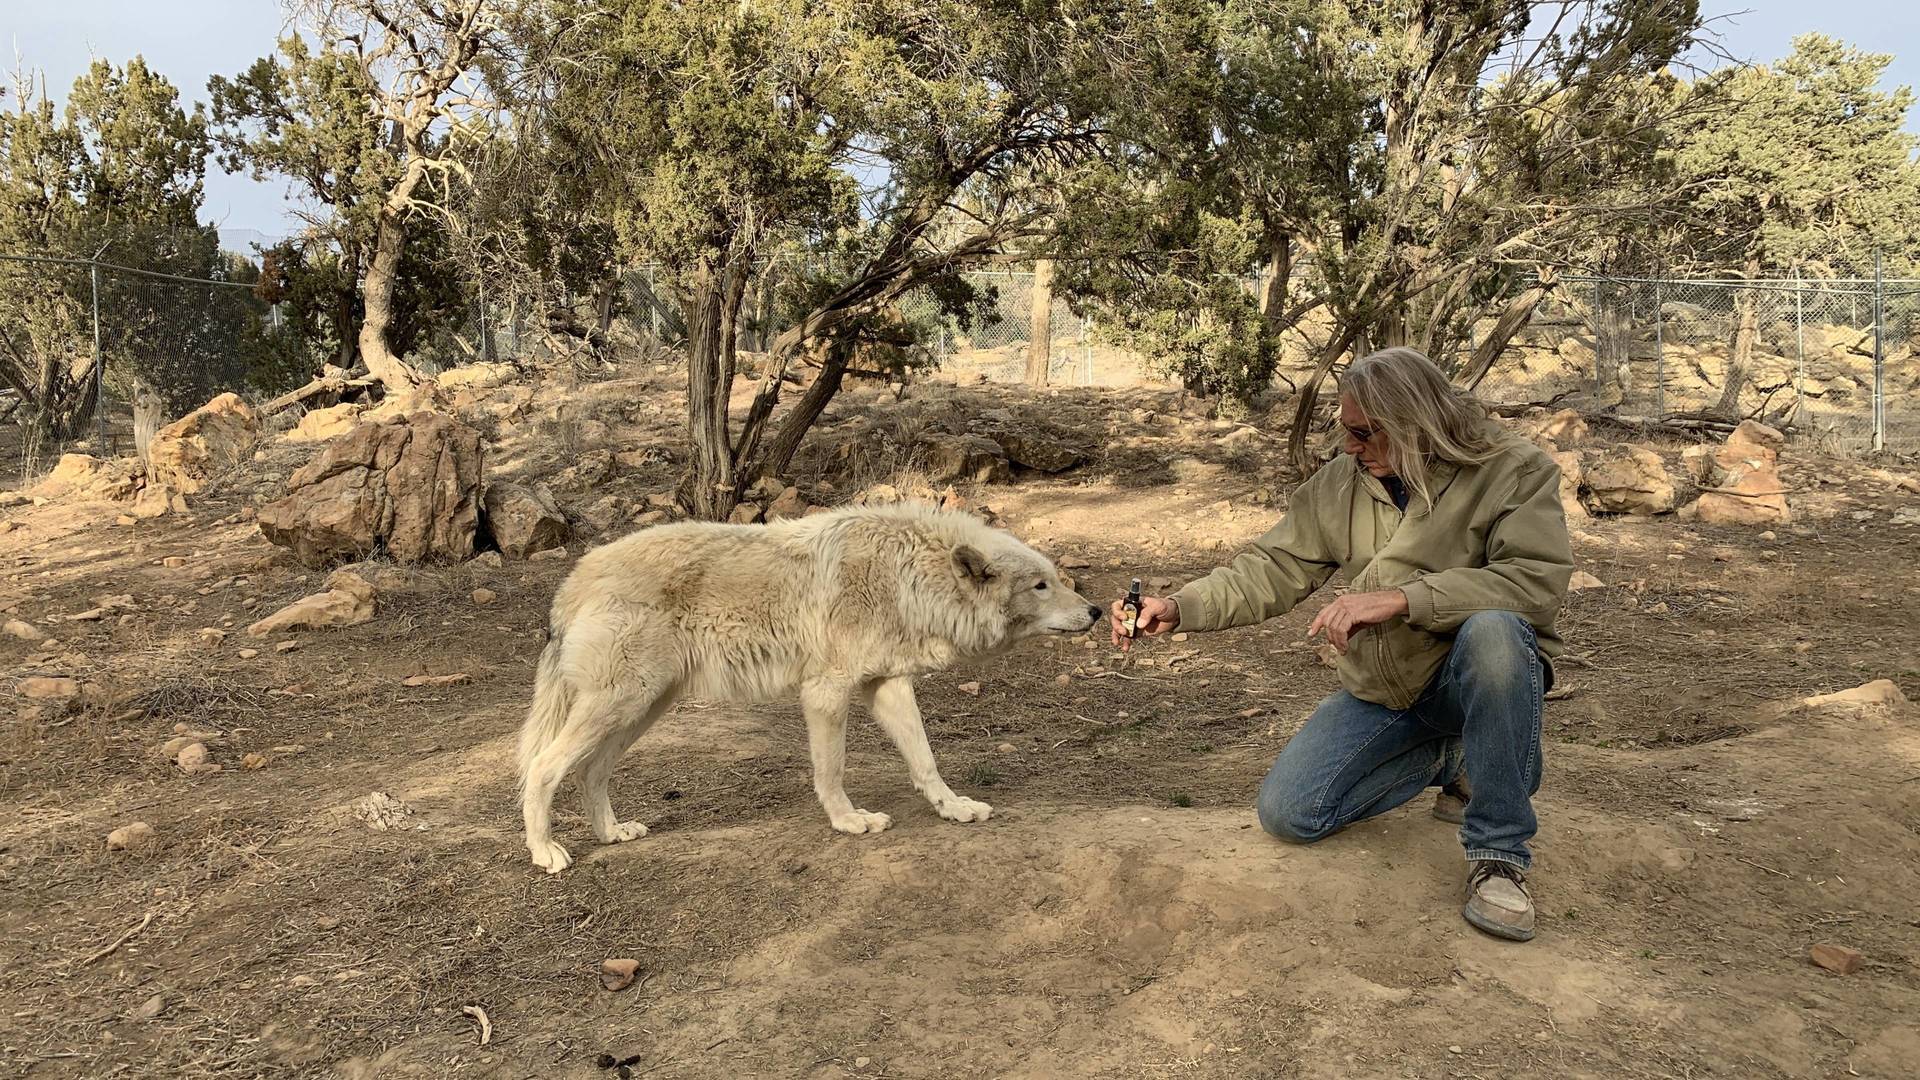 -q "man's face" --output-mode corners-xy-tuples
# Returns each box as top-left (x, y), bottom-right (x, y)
(1339, 395), (1395, 478)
